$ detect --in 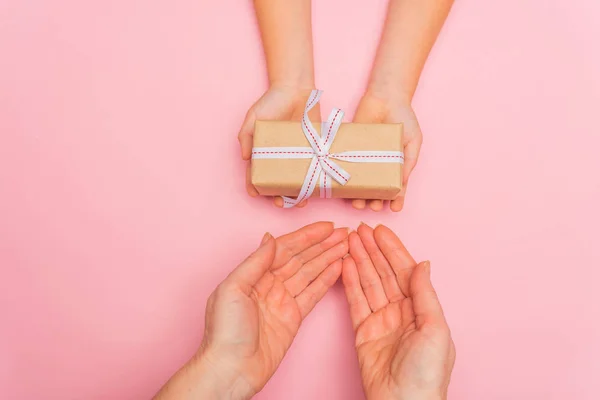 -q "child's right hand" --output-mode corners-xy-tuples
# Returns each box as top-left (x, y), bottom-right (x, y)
(238, 85), (320, 208)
